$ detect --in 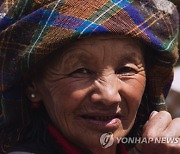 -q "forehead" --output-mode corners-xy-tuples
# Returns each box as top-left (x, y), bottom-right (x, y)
(61, 35), (144, 62)
(47, 35), (145, 74)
